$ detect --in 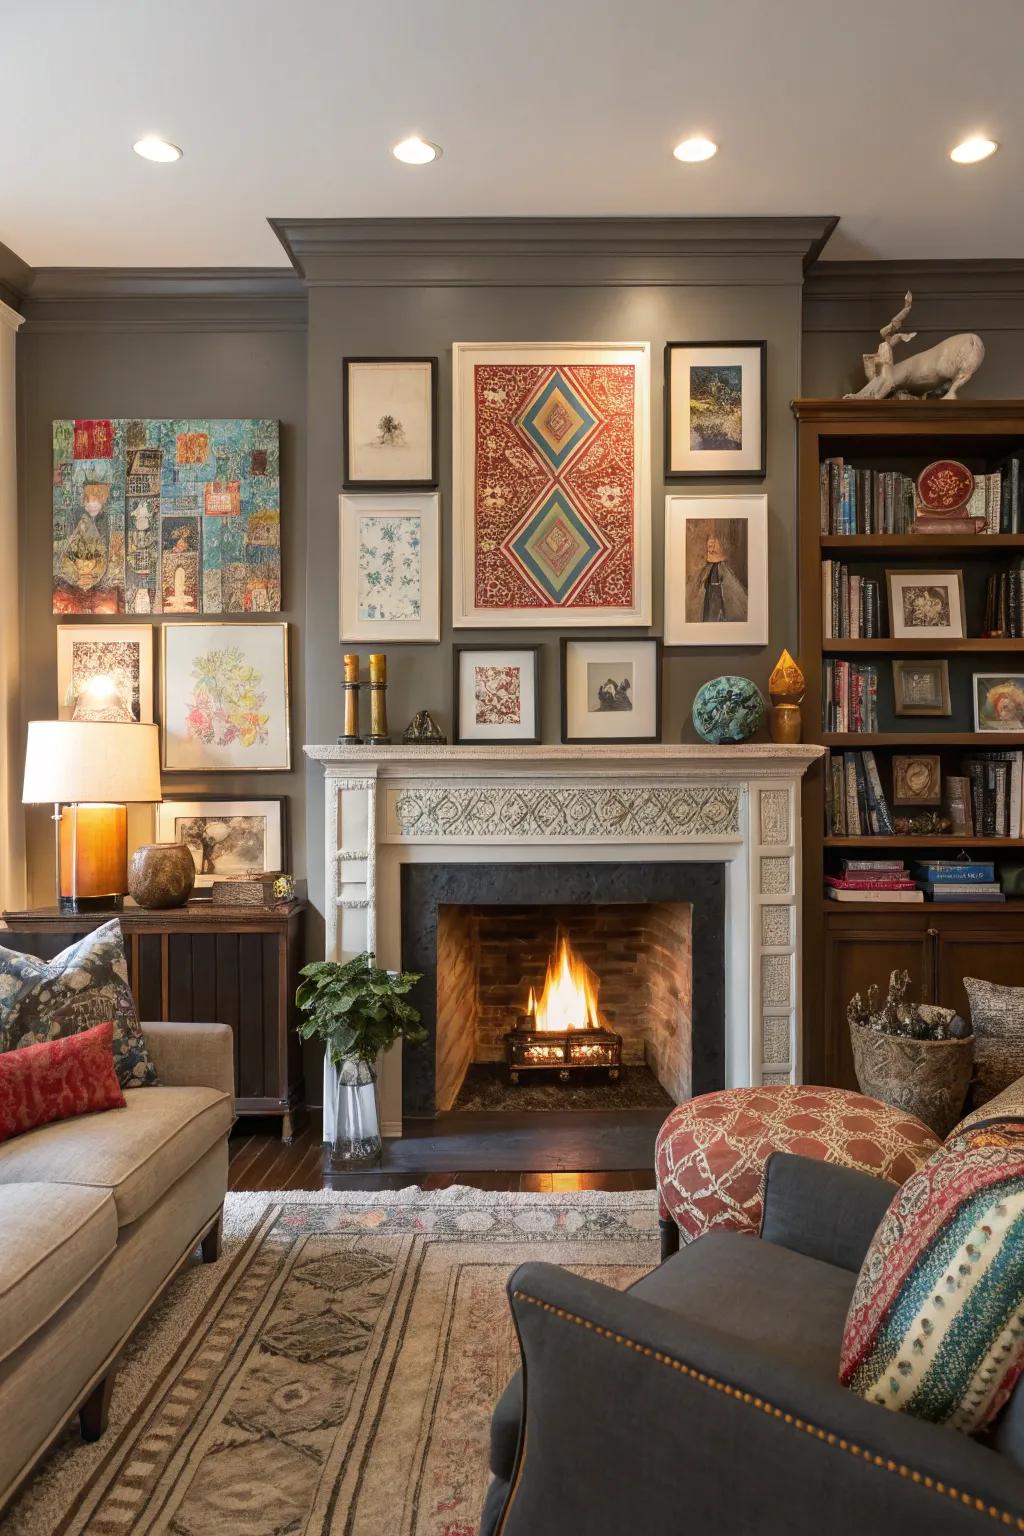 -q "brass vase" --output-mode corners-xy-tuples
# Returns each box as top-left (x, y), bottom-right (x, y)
(768, 648), (806, 744)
